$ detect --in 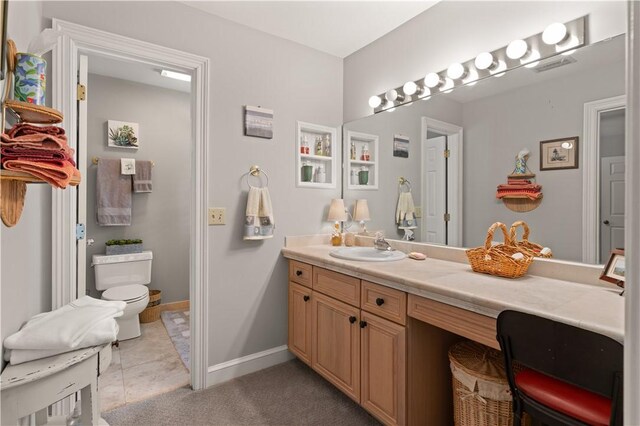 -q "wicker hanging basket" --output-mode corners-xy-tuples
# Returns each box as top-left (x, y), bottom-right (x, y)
(509, 221), (552, 258)
(139, 289), (162, 323)
(449, 341), (514, 426)
(465, 222), (533, 279)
